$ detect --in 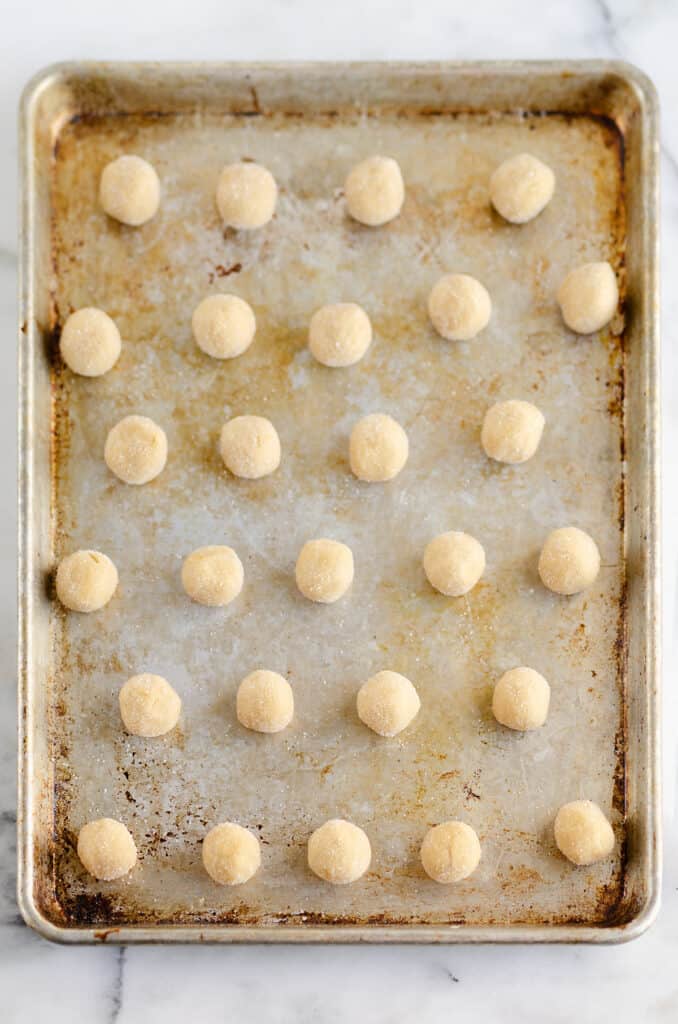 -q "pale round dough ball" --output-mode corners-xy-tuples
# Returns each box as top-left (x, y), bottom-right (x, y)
(489, 152), (555, 224)
(119, 673), (181, 737)
(219, 415), (281, 479)
(356, 670), (421, 737)
(492, 667), (550, 731)
(99, 155), (160, 226)
(216, 162), (277, 230)
(423, 531), (486, 597)
(202, 822), (261, 885)
(554, 800), (615, 866)
(420, 821), (481, 883)
(60, 308), (121, 377)
(481, 399), (545, 464)
(77, 818), (137, 881)
(307, 819), (371, 884)
(236, 670), (294, 733)
(344, 155), (404, 227)
(295, 538), (354, 604)
(538, 527), (600, 595)
(428, 273), (492, 342)
(181, 545), (244, 607)
(308, 303), (372, 367)
(349, 413), (409, 482)
(56, 550), (118, 613)
(557, 261), (619, 334)
(192, 294), (256, 360)
(104, 415), (167, 485)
